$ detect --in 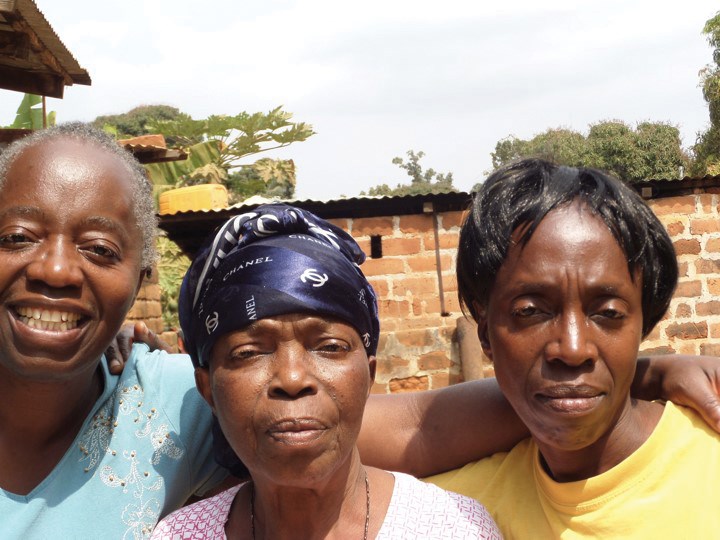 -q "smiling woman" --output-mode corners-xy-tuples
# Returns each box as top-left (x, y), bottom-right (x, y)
(0, 124), (226, 539)
(151, 204), (501, 539)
